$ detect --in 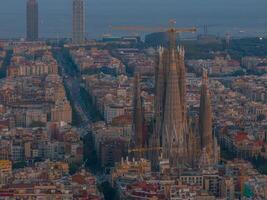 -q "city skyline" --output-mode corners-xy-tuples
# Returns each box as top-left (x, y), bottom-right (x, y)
(0, 0), (267, 38)
(0, 1), (267, 199)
